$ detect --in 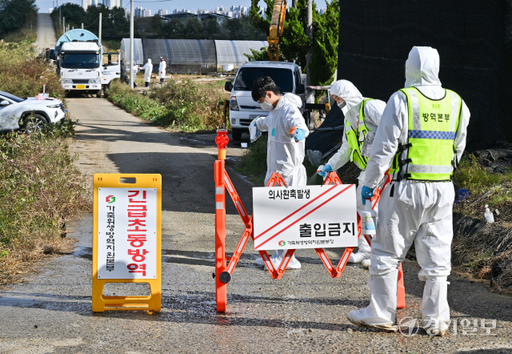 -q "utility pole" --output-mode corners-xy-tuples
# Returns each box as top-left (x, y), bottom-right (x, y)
(99, 12), (102, 45)
(306, 0), (312, 85)
(82, 23), (84, 29)
(63, 17), (65, 34)
(130, 0), (135, 89)
(59, 6), (61, 26)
